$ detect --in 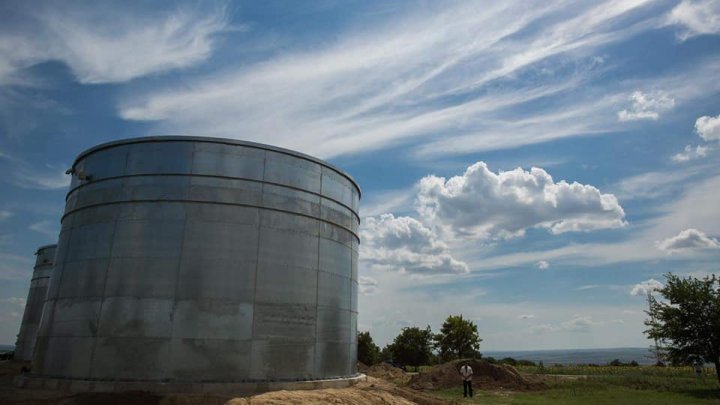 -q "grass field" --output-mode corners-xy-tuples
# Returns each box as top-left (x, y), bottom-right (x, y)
(429, 365), (720, 404)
